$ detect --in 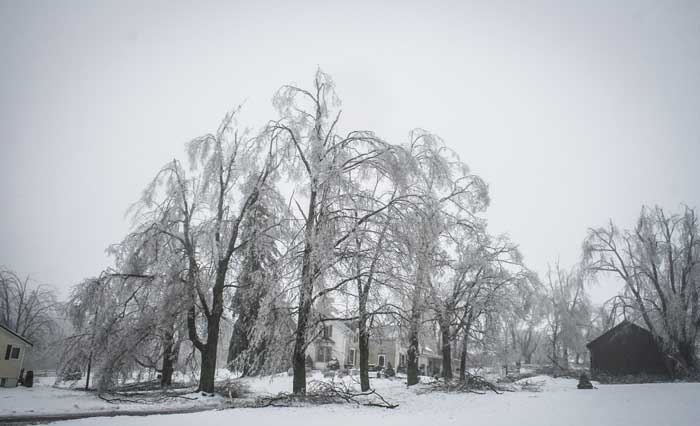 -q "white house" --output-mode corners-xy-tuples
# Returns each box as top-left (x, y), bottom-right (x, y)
(344, 324), (449, 375)
(0, 323), (33, 387)
(310, 321), (353, 370)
